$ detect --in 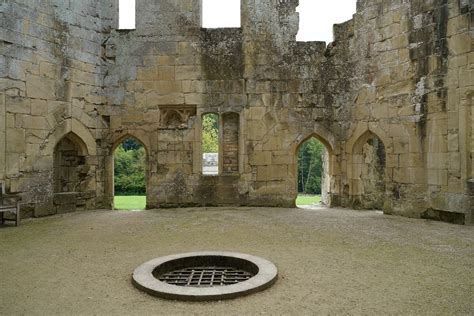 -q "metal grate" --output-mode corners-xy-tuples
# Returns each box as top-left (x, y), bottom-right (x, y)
(158, 266), (254, 287)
